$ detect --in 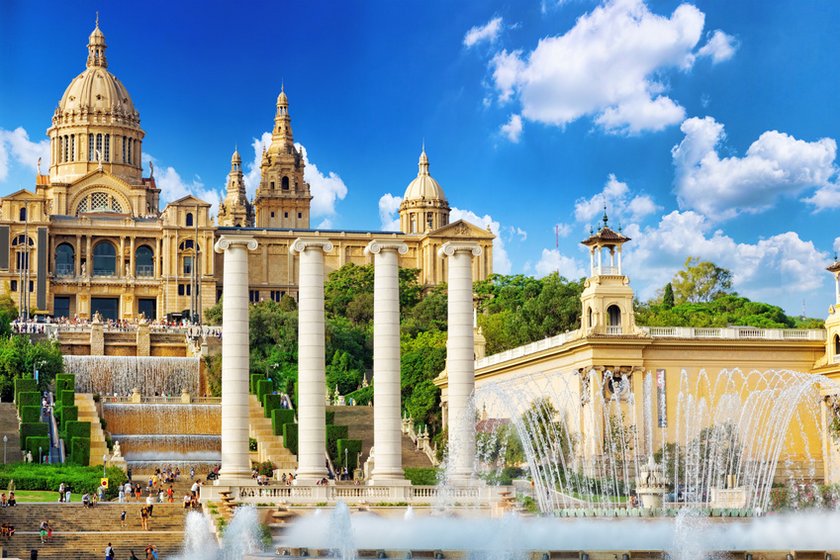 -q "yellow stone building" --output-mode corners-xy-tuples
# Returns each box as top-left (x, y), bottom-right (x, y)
(0, 21), (494, 321)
